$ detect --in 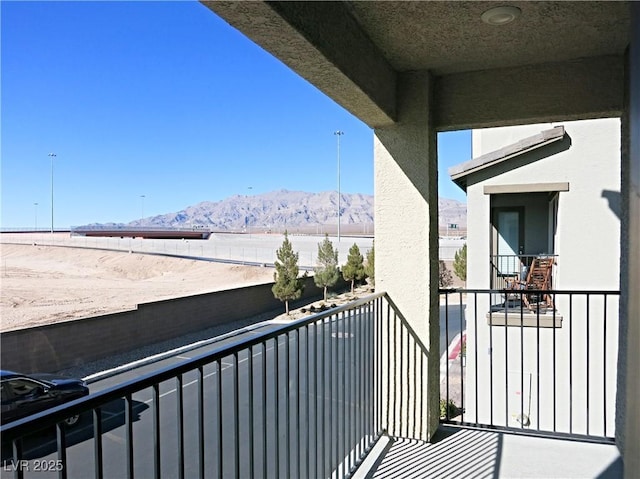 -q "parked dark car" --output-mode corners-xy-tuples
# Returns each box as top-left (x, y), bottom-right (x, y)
(0, 370), (89, 426)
